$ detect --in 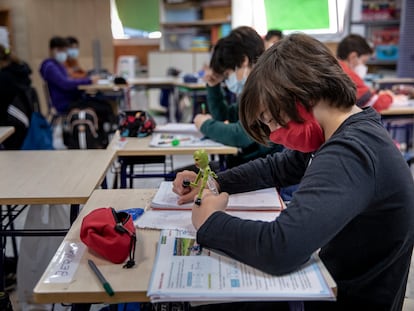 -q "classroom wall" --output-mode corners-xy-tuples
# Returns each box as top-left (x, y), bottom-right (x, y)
(0, 0), (113, 114)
